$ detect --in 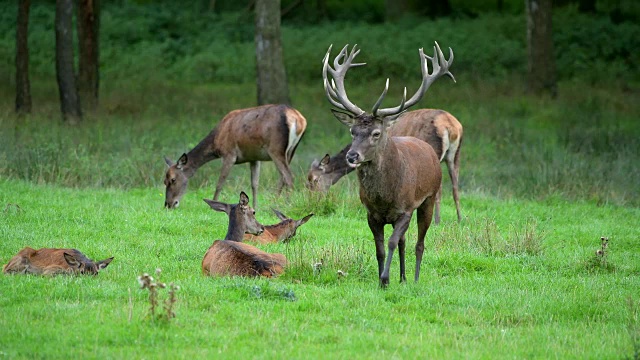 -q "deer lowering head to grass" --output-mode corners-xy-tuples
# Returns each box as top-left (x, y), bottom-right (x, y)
(201, 191), (287, 277)
(164, 104), (307, 209)
(322, 42), (455, 287)
(3, 247), (113, 276)
(308, 108), (463, 224)
(243, 209), (314, 244)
